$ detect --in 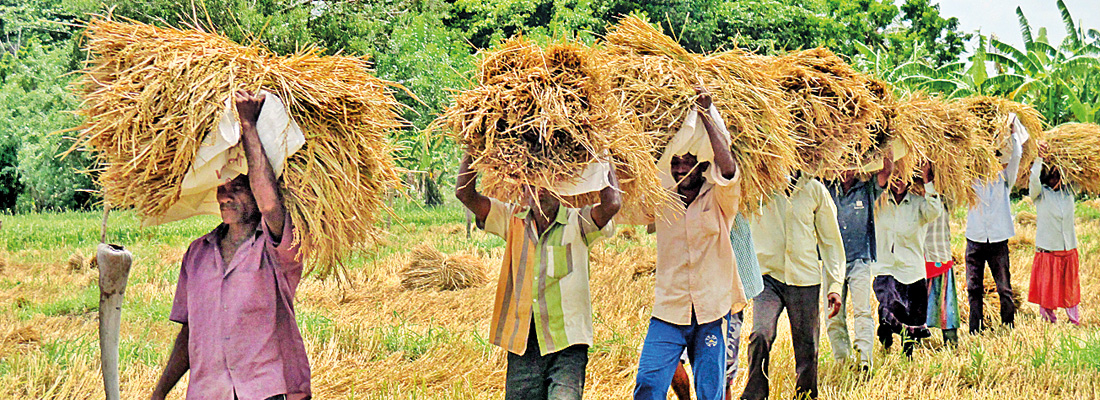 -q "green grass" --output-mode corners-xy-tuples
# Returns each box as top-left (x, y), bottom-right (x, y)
(376, 315), (452, 361)
(17, 284), (99, 320)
